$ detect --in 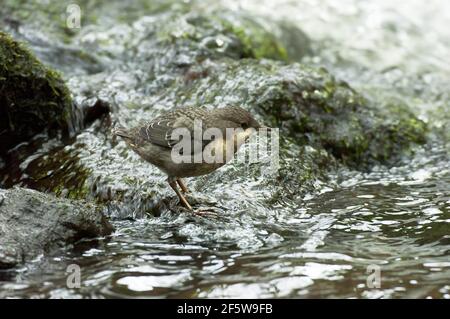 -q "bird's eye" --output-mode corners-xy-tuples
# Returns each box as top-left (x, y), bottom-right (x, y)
(241, 122), (249, 129)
